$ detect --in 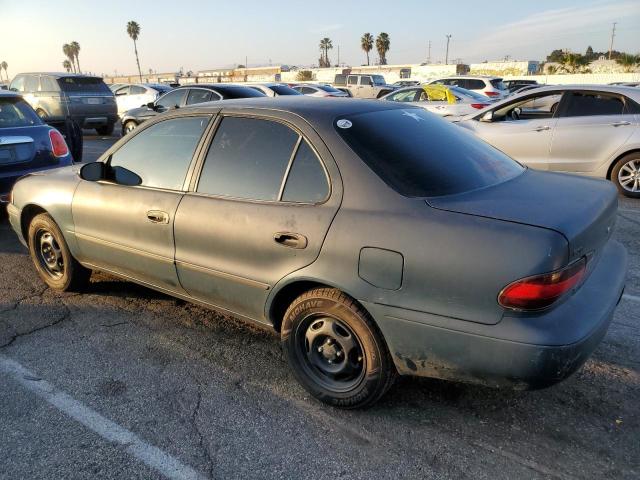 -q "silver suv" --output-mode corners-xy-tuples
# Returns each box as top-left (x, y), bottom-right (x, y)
(9, 73), (118, 135)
